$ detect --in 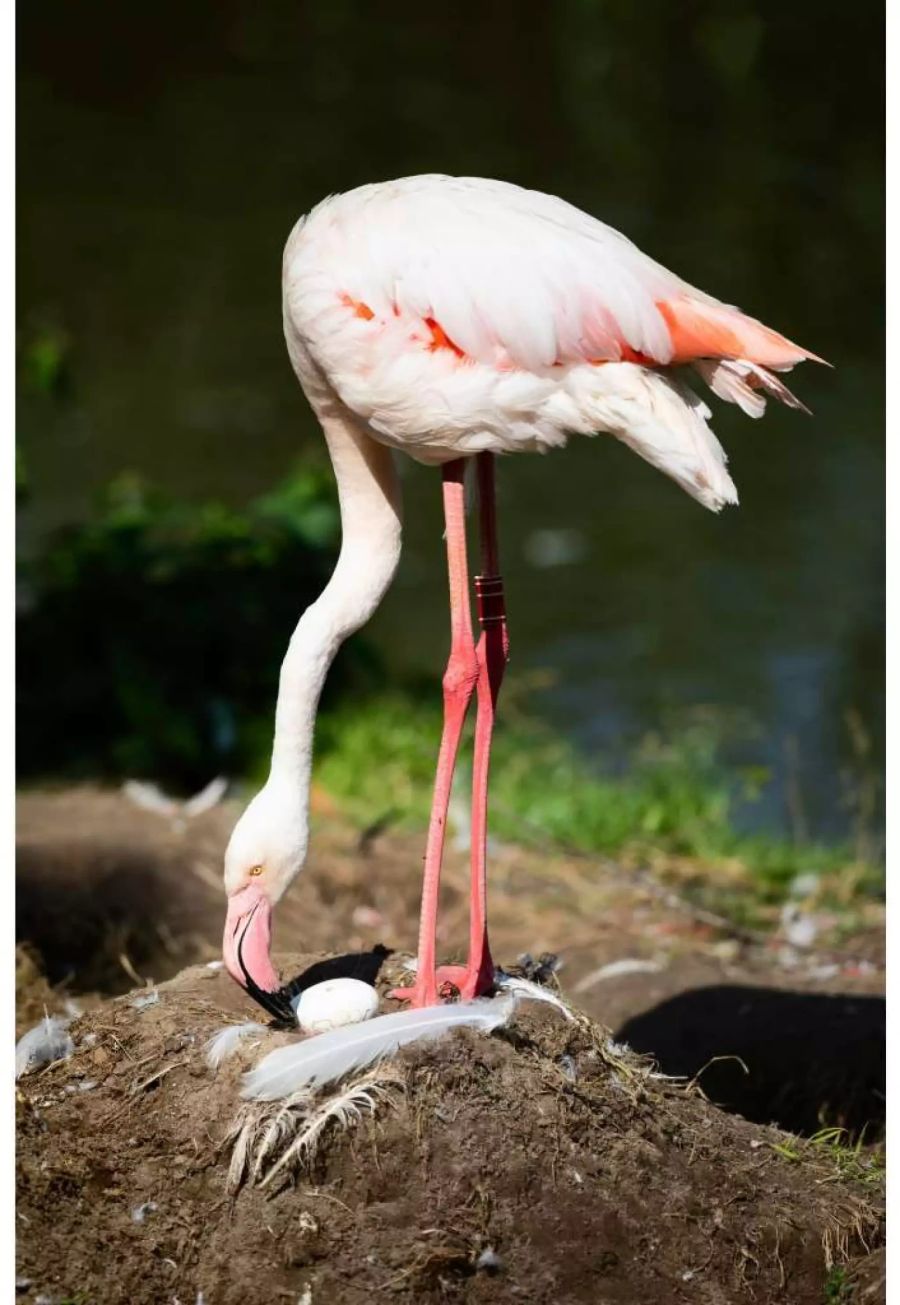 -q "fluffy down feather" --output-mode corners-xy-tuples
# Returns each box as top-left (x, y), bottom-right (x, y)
(205, 1022), (267, 1070)
(15, 1015), (74, 1078)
